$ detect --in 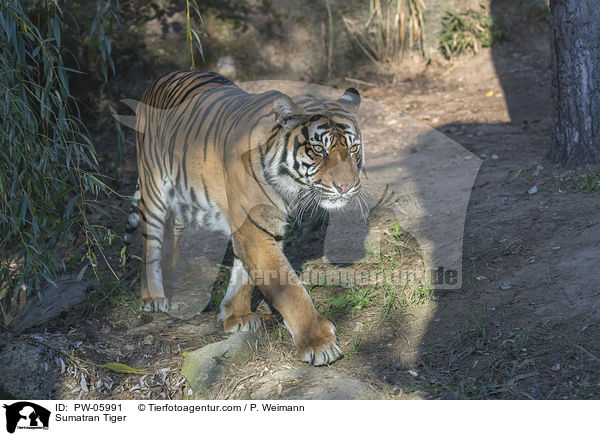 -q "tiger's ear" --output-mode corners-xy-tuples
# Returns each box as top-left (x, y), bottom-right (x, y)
(337, 88), (361, 114)
(272, 94), (305, 130)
